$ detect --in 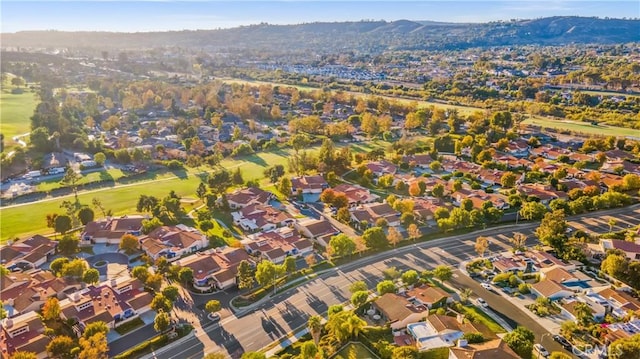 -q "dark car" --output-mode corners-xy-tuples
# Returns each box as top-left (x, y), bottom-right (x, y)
(553, 335), (572, 350)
